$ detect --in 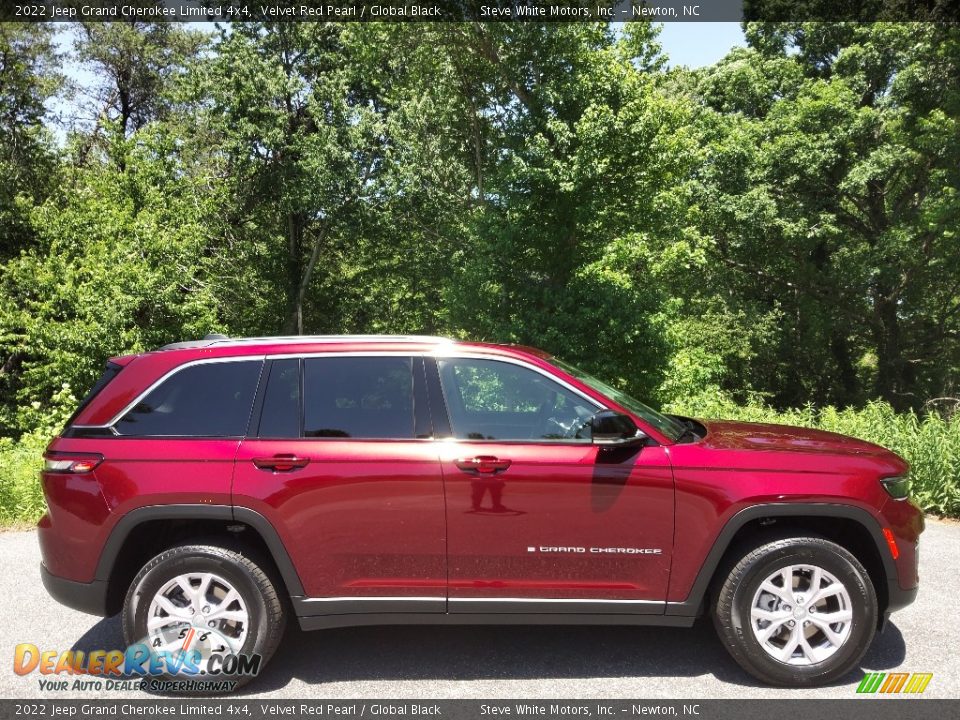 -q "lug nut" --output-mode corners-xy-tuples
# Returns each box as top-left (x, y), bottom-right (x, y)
(208, 621), (216, 628)
(788, 620), (796, 627)
(783, 605), (791, 611)
(797, 596), (805, 605)
(203, 606), (210, 613)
